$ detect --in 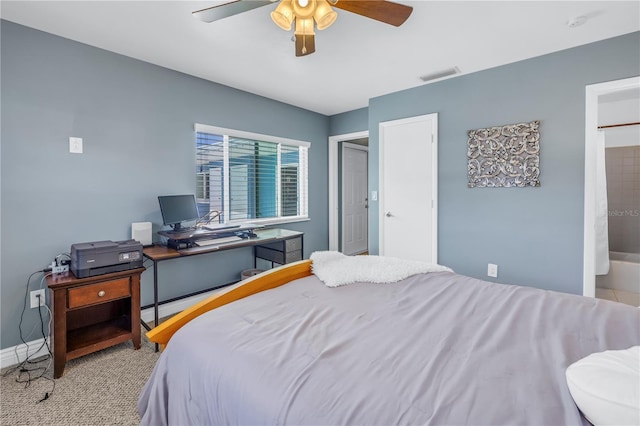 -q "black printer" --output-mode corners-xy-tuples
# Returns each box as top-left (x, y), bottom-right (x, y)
(71, 239), (143, 278)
